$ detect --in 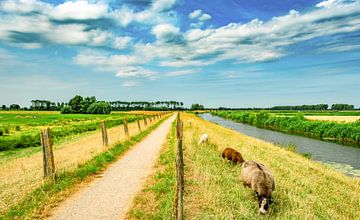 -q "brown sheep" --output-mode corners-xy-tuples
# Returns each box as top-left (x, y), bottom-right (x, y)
(222, 148), (245, 164)
(241, 160), (275, 214)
